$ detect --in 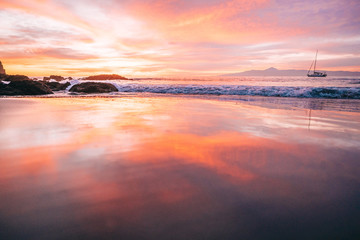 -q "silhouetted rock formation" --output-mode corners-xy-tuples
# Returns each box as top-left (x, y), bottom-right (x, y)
(0, 73), (6, 80)
(40, 81), (70, 91)
(50, 75), (65, 81)
(0, 80), (53, 95)
(84, 74), (128, 80)
(43, 75), (65, 81)
(0, 74), (30, 81)
(69, 82), (118, 93)
(0, 61), (5, 74)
